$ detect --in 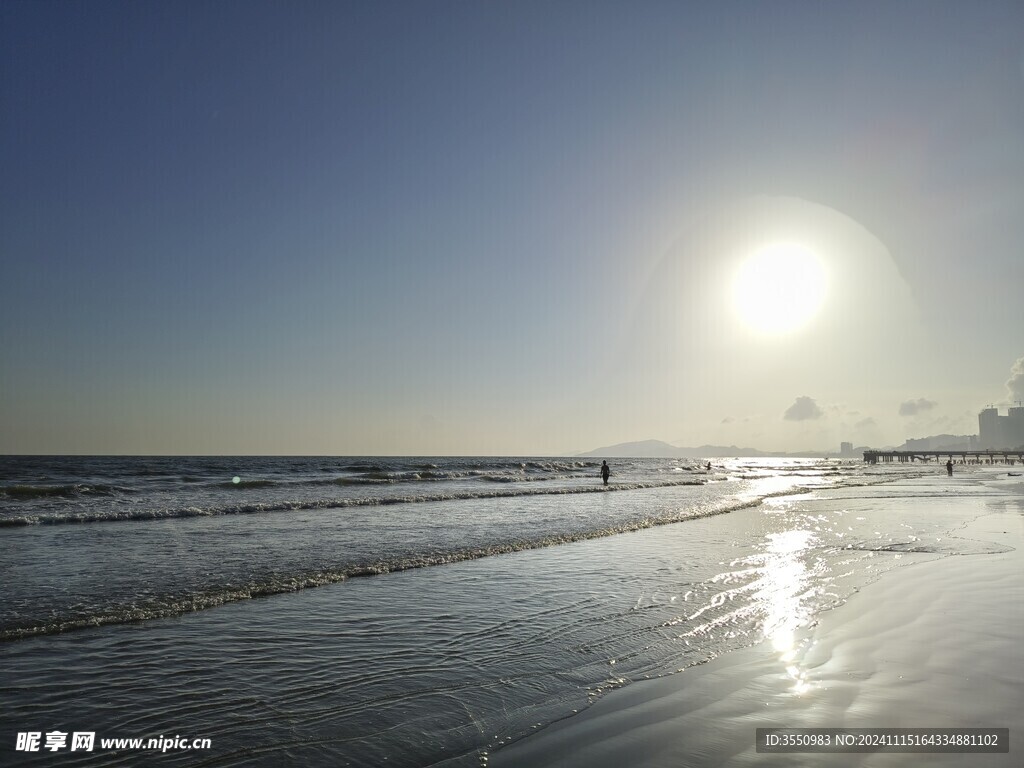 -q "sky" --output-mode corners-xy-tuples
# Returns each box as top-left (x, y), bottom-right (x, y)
(2, 0), (1023, 456)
